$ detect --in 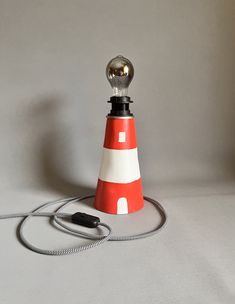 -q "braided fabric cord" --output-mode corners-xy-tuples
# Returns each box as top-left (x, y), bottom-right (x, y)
(0, 195), (167, 255)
